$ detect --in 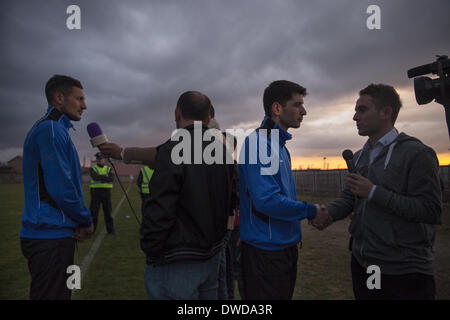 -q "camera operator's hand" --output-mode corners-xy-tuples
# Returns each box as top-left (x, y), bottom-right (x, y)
(98, 143), (123, 160)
